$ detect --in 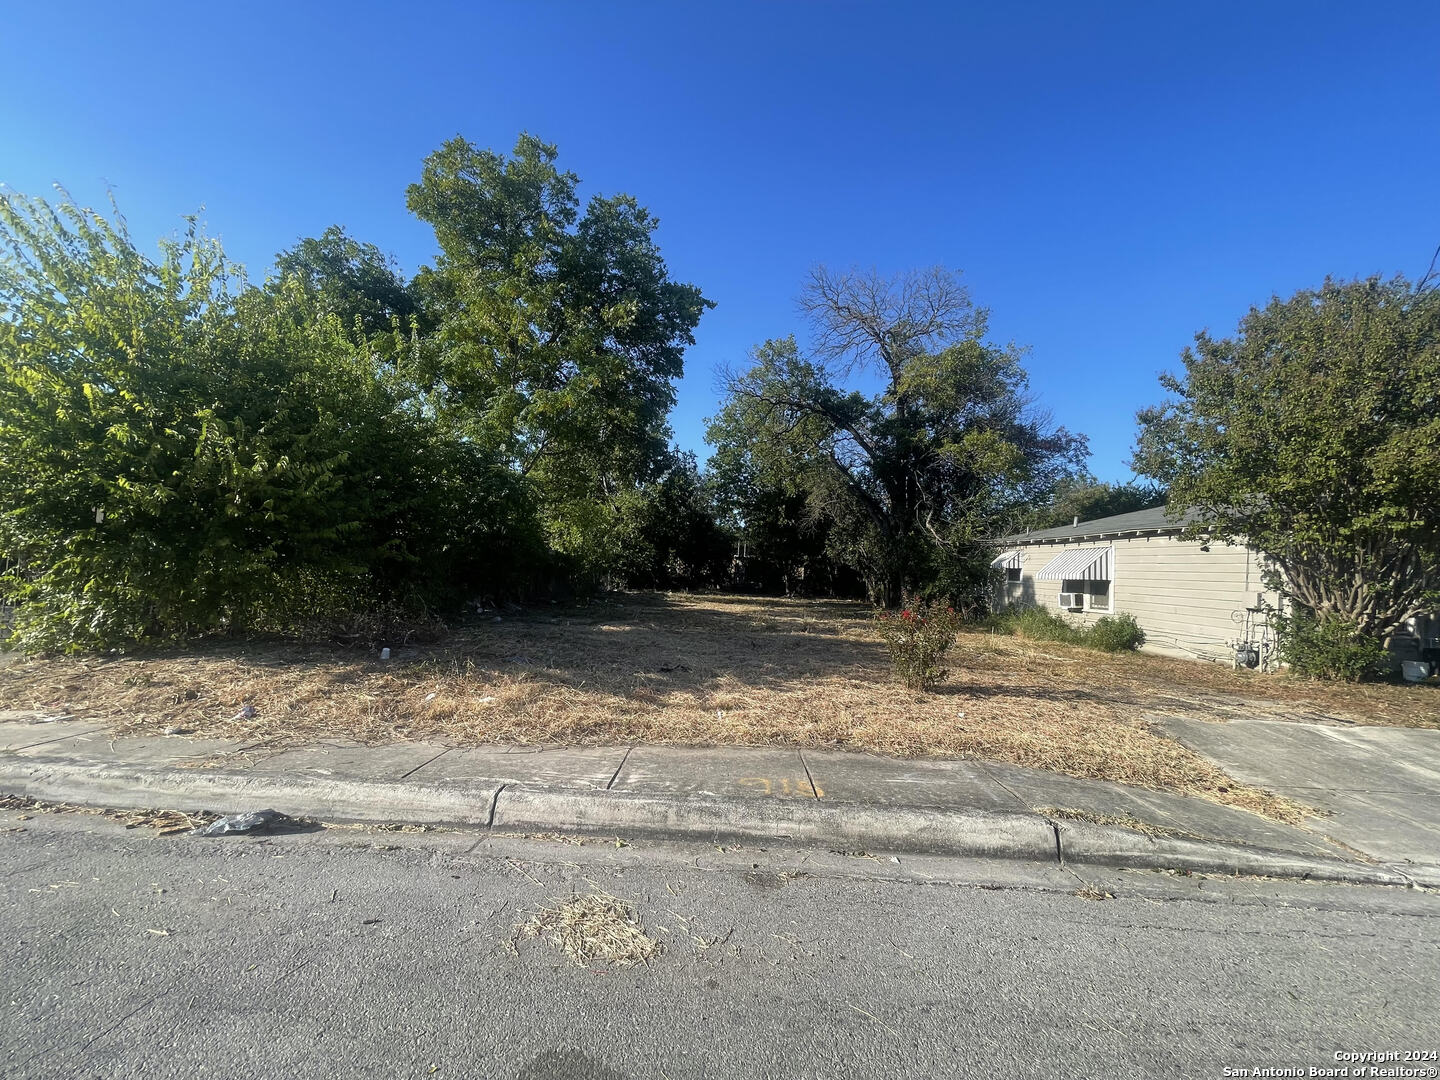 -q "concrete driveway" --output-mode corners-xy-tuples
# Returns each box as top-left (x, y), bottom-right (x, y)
(1154, 715), (1440, 868)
